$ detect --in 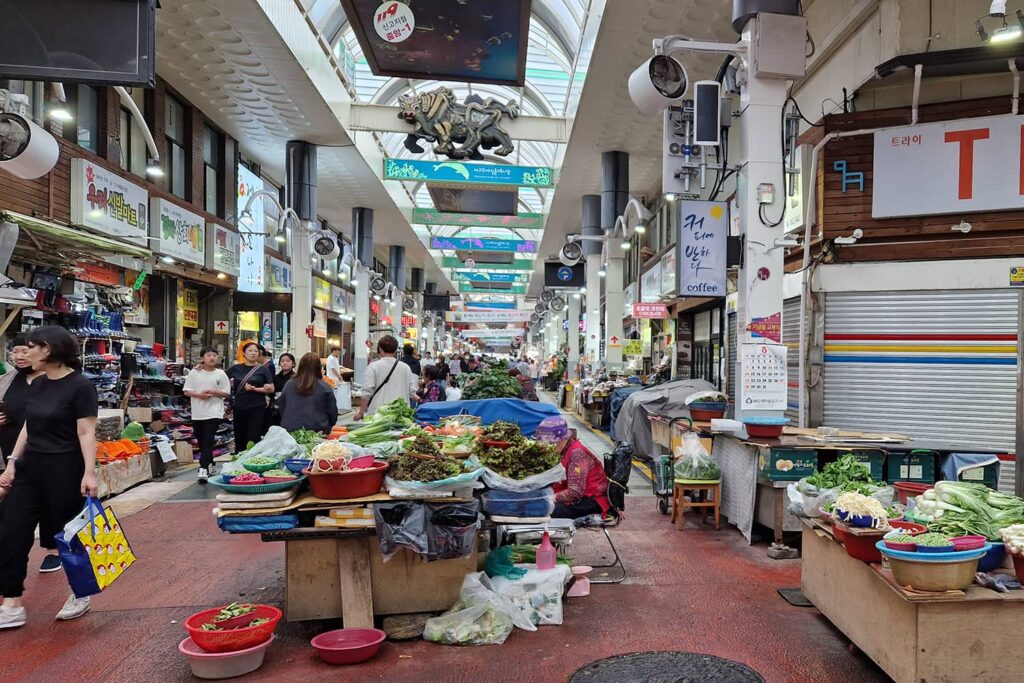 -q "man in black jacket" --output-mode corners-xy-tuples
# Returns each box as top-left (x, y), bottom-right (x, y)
(400, 343), (421, 376)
